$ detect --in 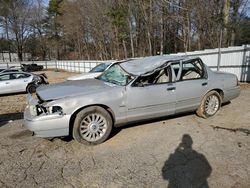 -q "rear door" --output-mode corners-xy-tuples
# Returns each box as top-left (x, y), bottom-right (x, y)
(9, 73), (32, 92)
(173, 59), (209, 113)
